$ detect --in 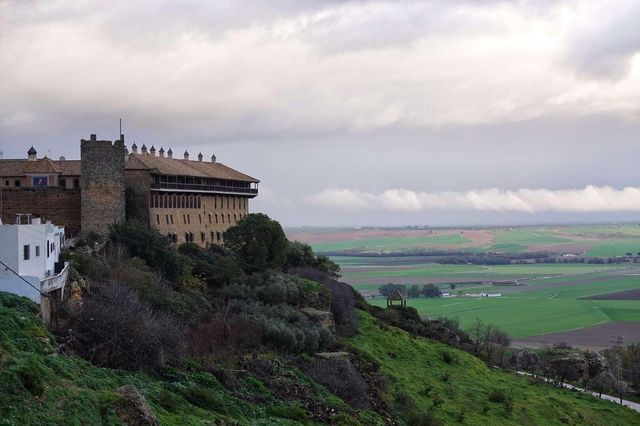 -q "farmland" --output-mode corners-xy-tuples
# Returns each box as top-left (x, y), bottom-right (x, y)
(287, 224), (640, 348)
